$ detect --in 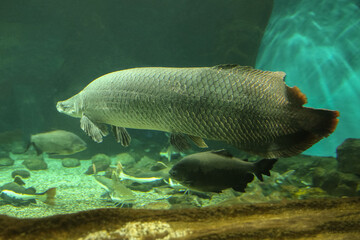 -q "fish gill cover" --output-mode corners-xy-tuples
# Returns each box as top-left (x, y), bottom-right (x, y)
(256, 0), (360, 156)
